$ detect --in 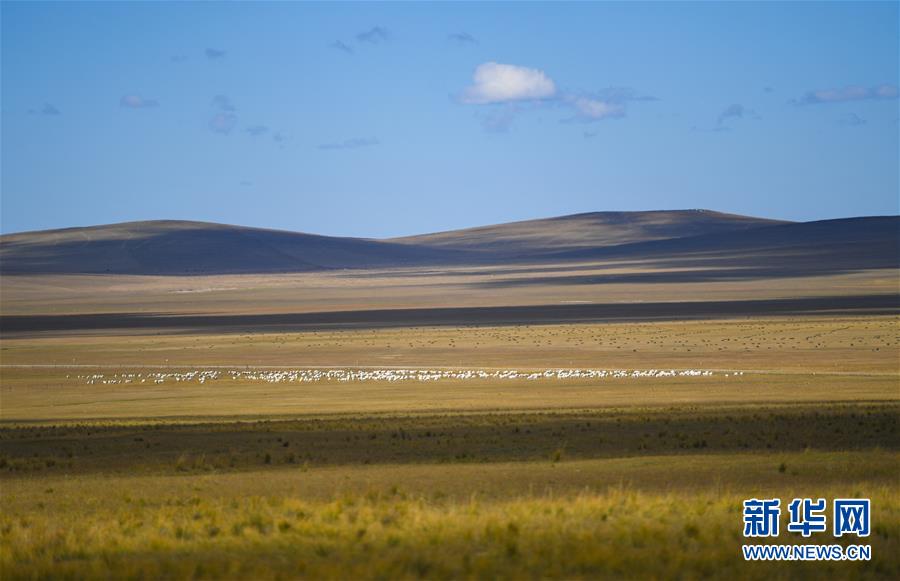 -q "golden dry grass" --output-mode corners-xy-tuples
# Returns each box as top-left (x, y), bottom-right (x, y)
(2, 398), (898, 577)
(2, 316), (897, 371)
(2, 452), (898, 579)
